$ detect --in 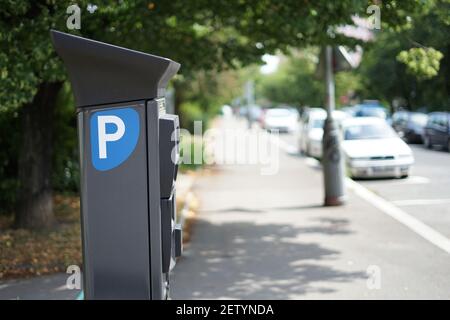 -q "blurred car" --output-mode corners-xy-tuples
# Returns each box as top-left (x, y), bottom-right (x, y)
(263, 107), (299, 133)
(353, 102), (389, 119)
(299, 108), (326, 154)
(392, 111), (428, 143)
(341, 106), (356, 117)
(342, 117), (414, 178)
(246, 105), (263, 124)
(302, 110), (349, 158)
(221, 104), (233, 117)
(423, 112), (450, 151)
